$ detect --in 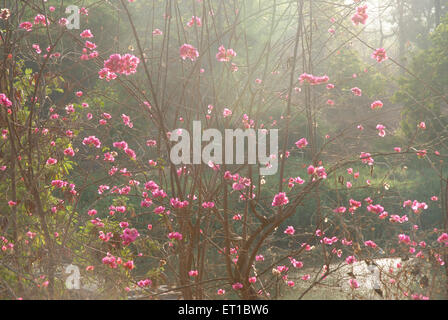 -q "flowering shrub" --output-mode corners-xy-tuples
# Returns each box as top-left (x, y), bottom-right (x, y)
(0, 0), (447, 301)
